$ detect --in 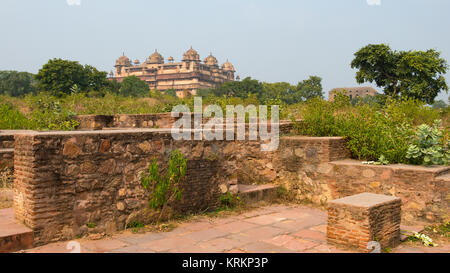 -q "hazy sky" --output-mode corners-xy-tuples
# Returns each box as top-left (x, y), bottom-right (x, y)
(1, 0), (449, 100)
